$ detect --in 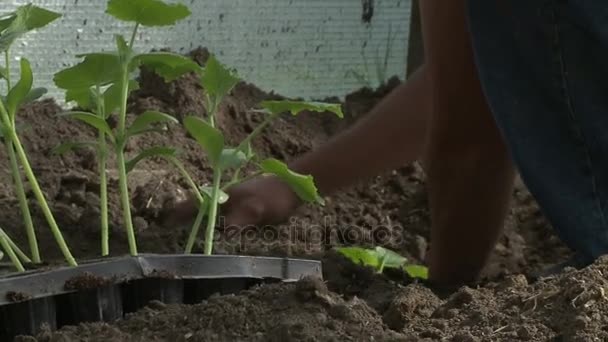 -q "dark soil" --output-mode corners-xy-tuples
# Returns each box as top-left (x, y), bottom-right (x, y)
(1, 47), (595, 340)
(64, 272), (112, 290)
